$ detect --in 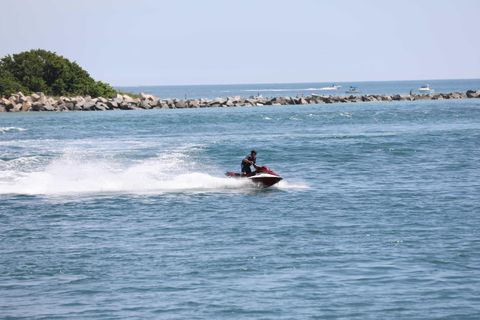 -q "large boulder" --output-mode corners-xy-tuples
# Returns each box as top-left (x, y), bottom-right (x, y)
(330, 97), (340, 103)
(8, 96), (16, 106)
(38, 92), (47, 104)
(244, 98), (258, 106)
(117, 101), (130, 110)
(1, 98), (13, 110)
(298, 97), (308, 104)
(450, 92), (465, 99)
(19, 94), (30, 103)
(140, 92), (156, 101)
(31, 101), (54, 111)
(361, 95), (377, 102)
(112, 94), (124, 105)
(106, 100), (118, 109)
(412, 94), (429, 100)
(140, 100), (152, 109)
(9, 93), (20, 104)
(74, 97), (86, 109)
(466, 90), (480, 98)
(230, 96), (242, 103)
(21, 101), (32, 112)
(31, 93), (41, 101)
(47, 103), (57, 111)
(30, 101), (57, 111)
(30, 102), (42, 111)
(63, 101), (75, 110)
(56, 103), (69, 112)
(117, 102), (134, 110)
(94, 102), (108, 111)
(174, 99), (187, 108)
(154, 100), (168, 109)
(272, 97), (287, 105)
(83, 99), (97, 111)
(188, 99), (200, 108)
(11, 103), (23, 112)
(123, 95), (136, 103)
(209, 98), (226, 106)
